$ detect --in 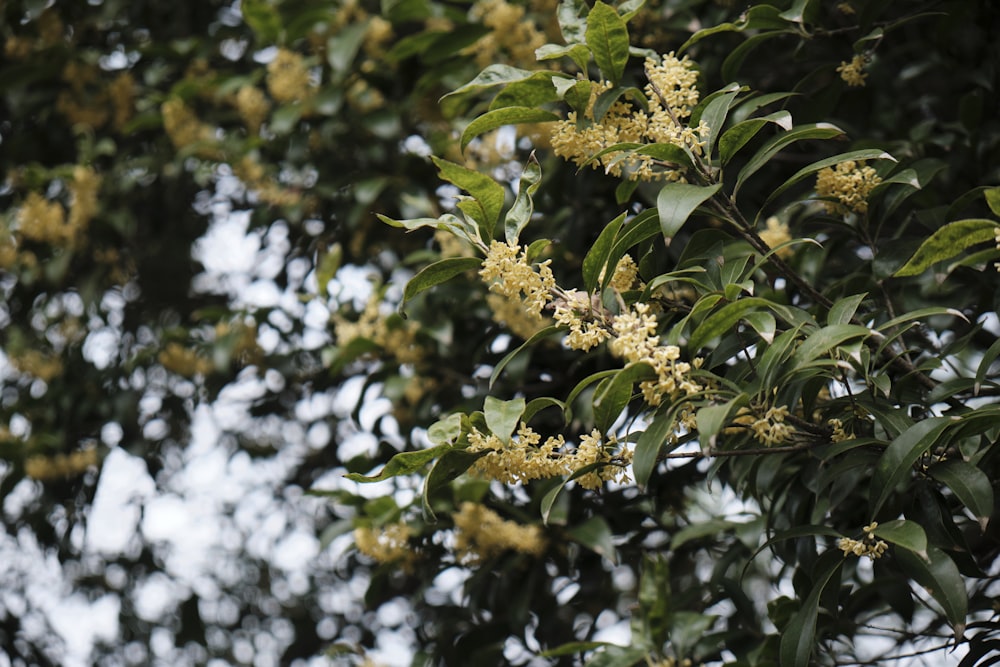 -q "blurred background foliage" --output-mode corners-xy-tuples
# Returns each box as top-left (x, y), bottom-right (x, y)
(1, 0), (999, 666)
